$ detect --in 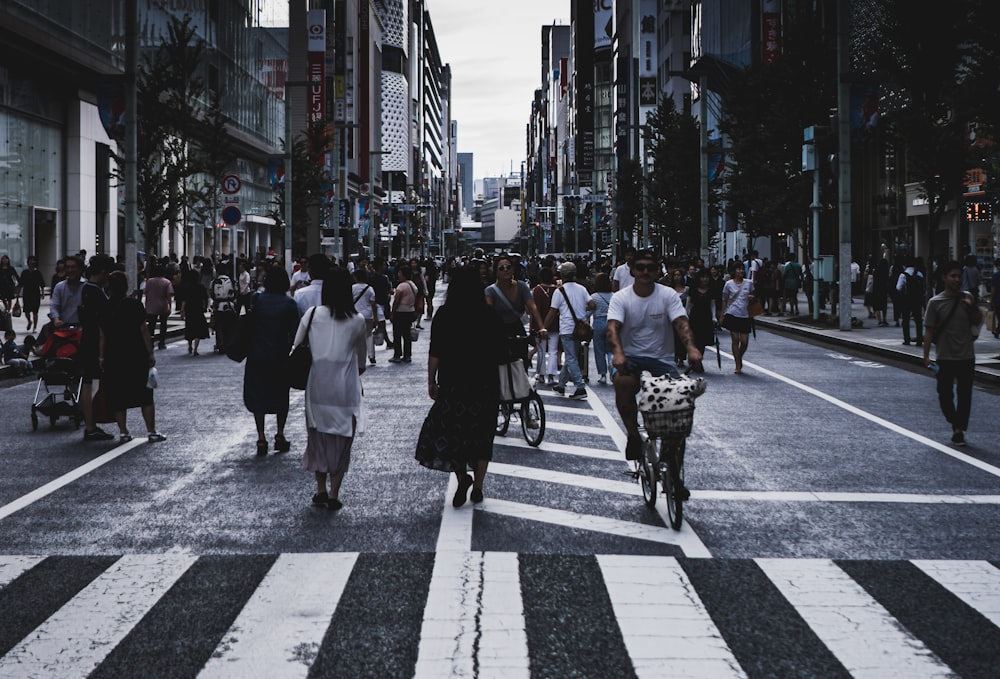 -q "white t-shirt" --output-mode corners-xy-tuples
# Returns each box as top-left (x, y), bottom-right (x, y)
(352, 282), (376, 319)
(612, 263), (635, 290)
(291, 269), (311, 292)
(549, 281), (592, 337)
(607, 284), (687, 360)
(723, 279), (754, 317)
